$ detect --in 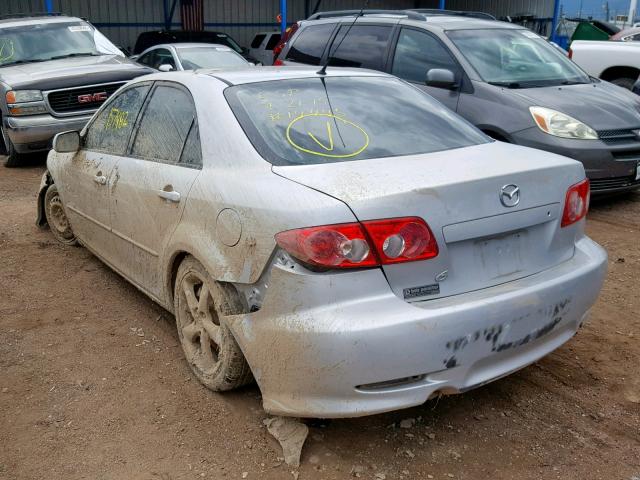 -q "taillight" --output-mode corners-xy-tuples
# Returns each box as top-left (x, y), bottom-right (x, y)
(362, 217), (438, 264)
(275, 217), (438, 269)
(273, 58), (284, 66)
(275, 222), (378, 268)
(568, 48), (573, 59)
(561, 178), (590, 227)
